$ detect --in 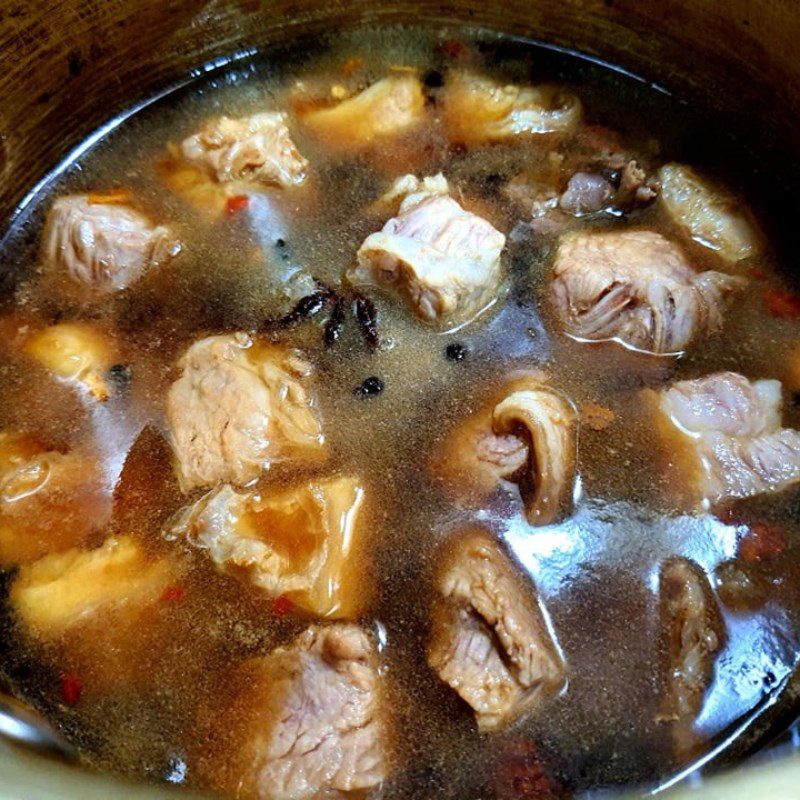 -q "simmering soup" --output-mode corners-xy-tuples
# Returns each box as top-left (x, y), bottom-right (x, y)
(1, 25), (800, 800)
